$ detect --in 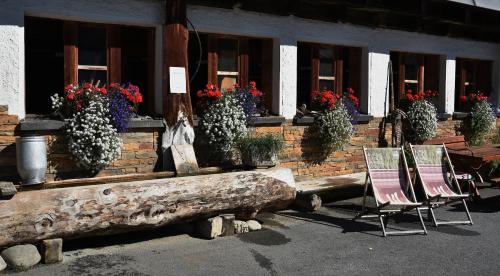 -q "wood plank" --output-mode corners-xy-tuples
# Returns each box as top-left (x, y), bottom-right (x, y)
(0, 168), (296, 247)
(261, 39), (273, 111)
(335, 47), (343, 93)
(311, 45), (319, 92)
